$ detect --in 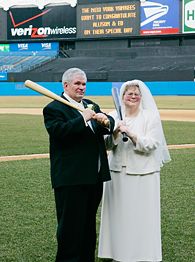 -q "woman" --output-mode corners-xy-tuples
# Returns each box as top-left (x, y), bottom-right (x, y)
(98, 80), (171, 262)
